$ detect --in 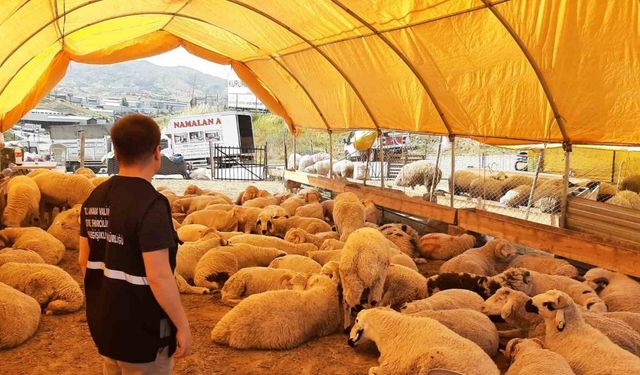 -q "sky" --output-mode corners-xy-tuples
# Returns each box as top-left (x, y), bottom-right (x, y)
(142, 47), (236, 80)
